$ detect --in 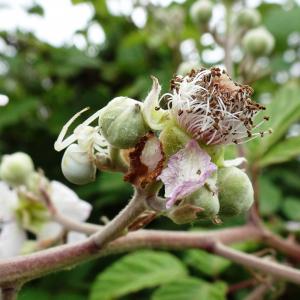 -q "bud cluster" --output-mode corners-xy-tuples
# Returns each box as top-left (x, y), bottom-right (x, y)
(52, 66), (268, 226)
(0, 152), (92, 258)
